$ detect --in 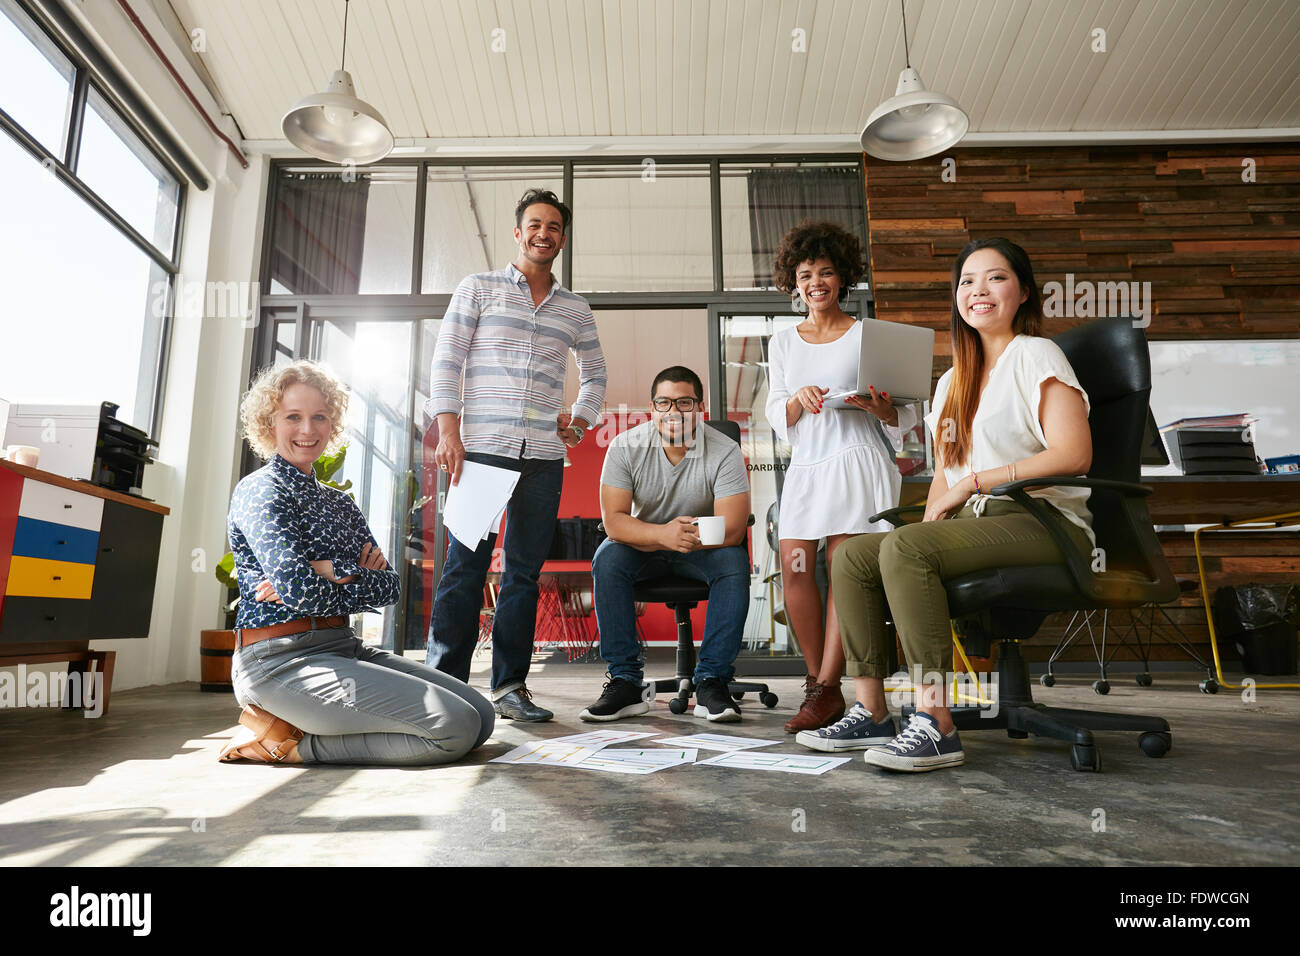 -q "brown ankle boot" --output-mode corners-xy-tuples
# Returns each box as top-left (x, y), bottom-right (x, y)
(784, 681), (847, 733)
(781, 676), (819, 733)
(219, 705), (304, 763)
